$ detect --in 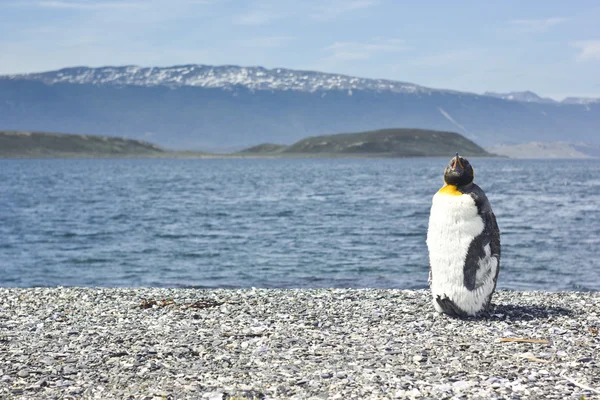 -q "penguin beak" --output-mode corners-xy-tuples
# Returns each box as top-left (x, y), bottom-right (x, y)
(452, 153), (464, 170)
